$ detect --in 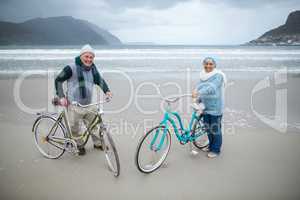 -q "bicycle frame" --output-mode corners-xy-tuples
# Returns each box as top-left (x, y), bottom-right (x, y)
(37, 107), (102, 148)
(151, 109), (204, 151)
